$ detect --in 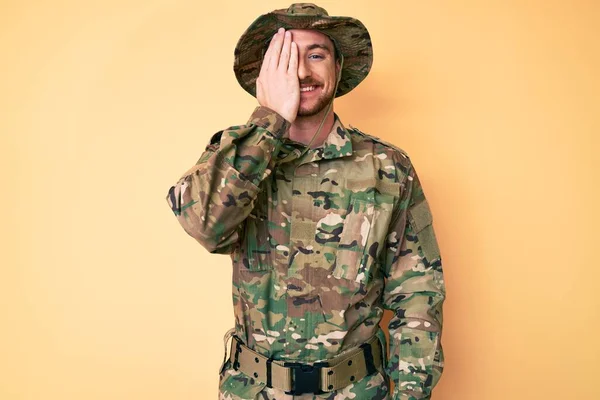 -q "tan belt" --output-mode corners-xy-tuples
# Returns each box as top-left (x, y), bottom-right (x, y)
(222, 331), (384, 395)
